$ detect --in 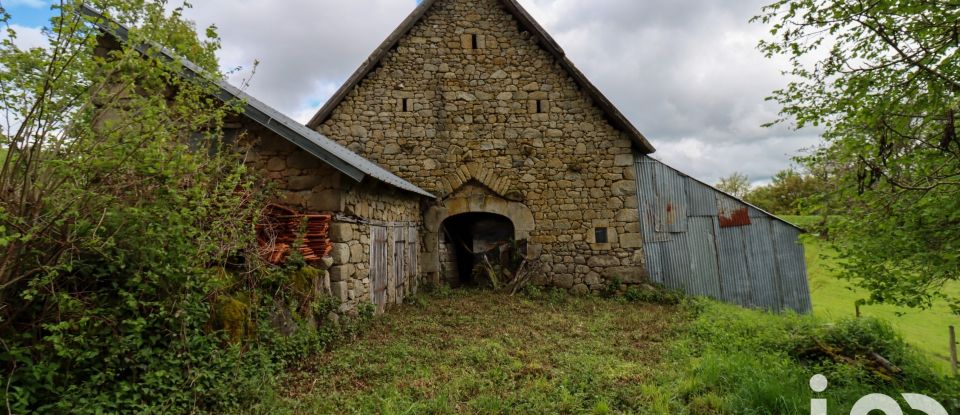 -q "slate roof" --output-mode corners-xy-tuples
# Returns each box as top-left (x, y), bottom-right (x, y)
(305, 0), (657, 154)
(79, 5), (435, 199)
